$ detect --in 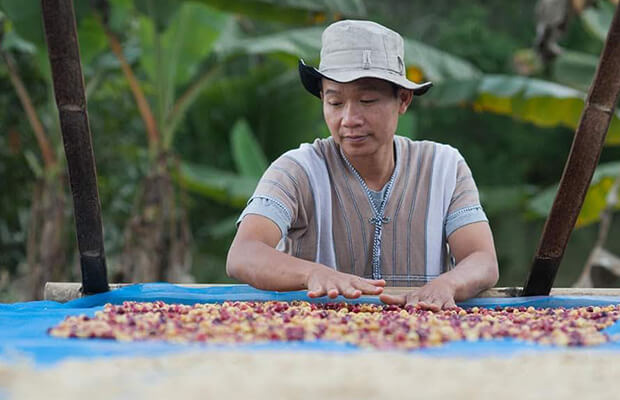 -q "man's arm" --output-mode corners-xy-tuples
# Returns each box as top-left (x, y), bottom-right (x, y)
(380, 221), (498, 310)
(227, 214), (385, 298)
